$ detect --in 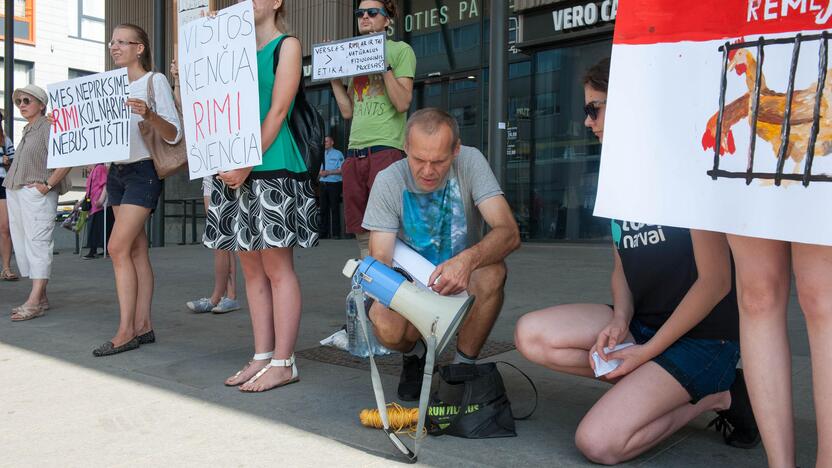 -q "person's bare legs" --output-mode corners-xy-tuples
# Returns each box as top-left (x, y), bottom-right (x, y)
(793, 243), (832, 467)
(131, 228), (154, 336)
(515, 303), (624, 378)
(0, 199), (12, 272)
(226, 252), (237, 300)
(209, 250), (236, 304)
(240, 247), (301, 391)
(225, 250), (274, 386)
(727, 235), (794, 468)
(456, 262), (507, 357)
(575, 362), (730, 464)
(107, 205), (152, 347)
